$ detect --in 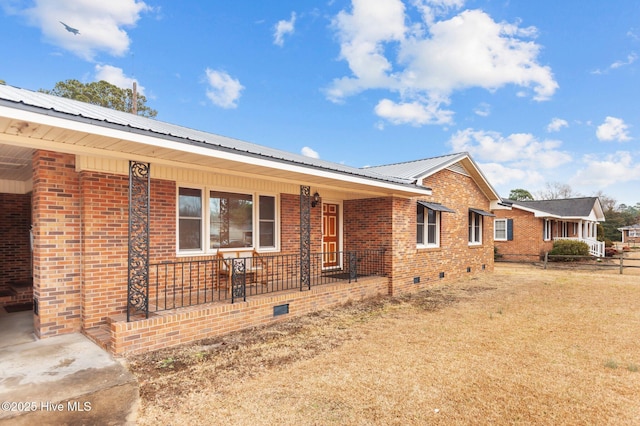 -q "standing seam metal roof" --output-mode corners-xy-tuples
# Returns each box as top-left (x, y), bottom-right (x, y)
(0, 85), (419, 187)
